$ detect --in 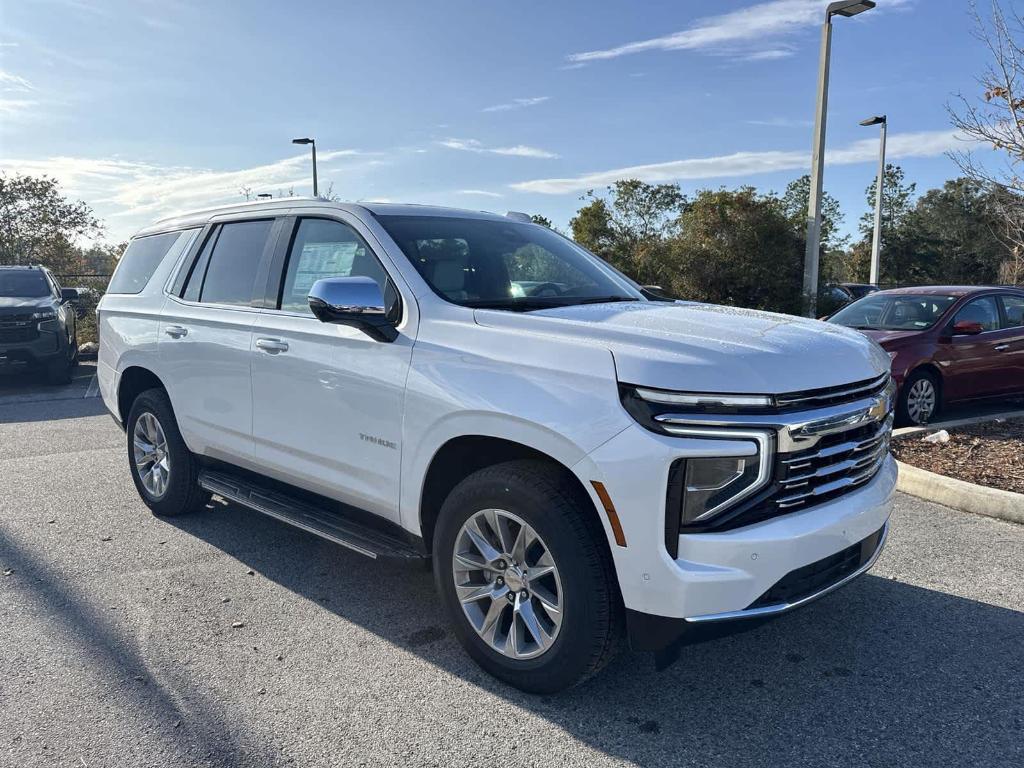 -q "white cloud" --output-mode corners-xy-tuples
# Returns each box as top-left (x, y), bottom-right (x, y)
(0, 149), (374, 240)
(0, 70), (34, 91)
(510, 129), (966, 195)
(567, 0), (907, 63)
(482, 96), (550, 113)
(455, 189), (503, 198)
(745, 116), (813, 127)
(439, 138), (559, 159)
(0, 97), (38, 116)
